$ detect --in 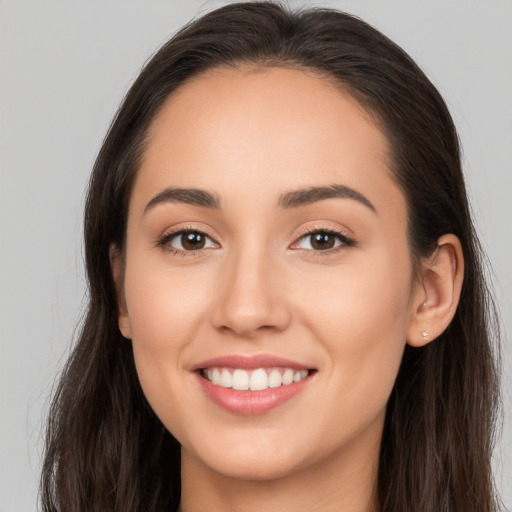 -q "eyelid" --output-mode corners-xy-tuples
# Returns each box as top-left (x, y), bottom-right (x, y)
(155, 222), (356, 257)
(156, 224), (220, 255)
(294, 223), (351, 239)
(289, 224), (356, 253)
